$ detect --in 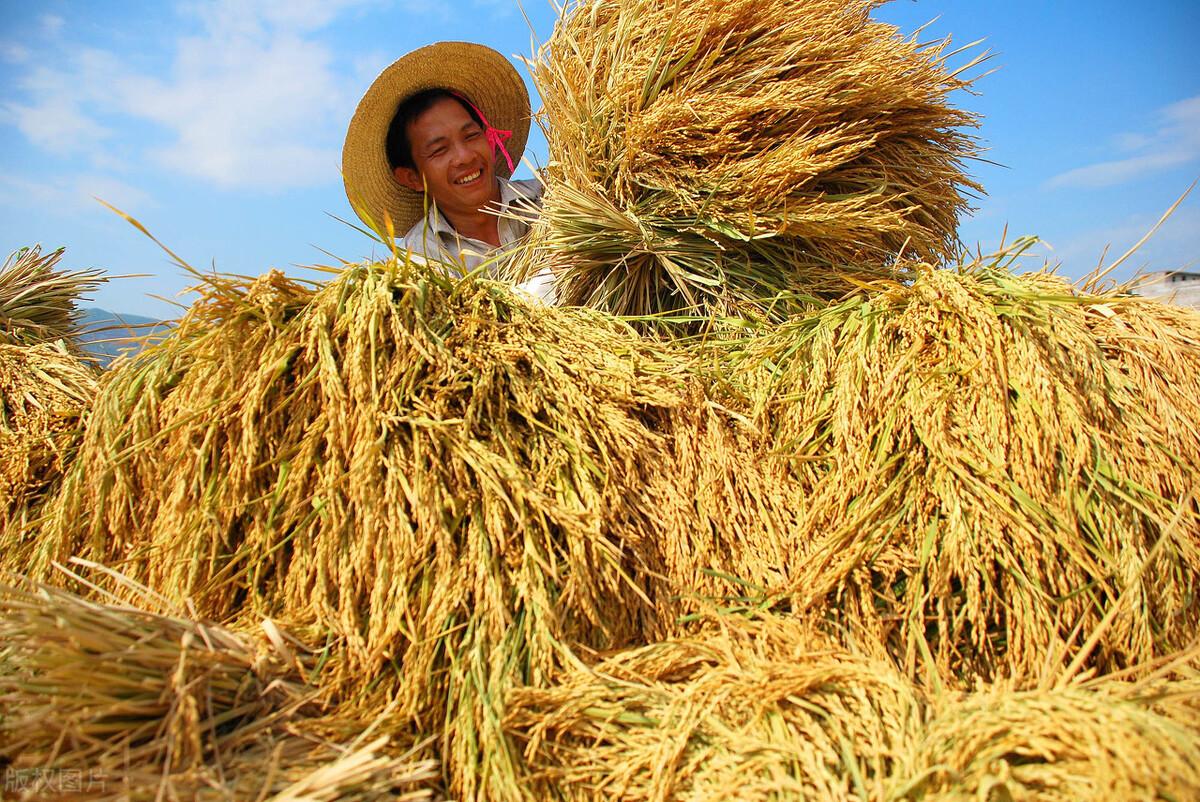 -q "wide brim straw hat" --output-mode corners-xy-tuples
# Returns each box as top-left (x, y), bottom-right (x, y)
(342, 41), (531, 236)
